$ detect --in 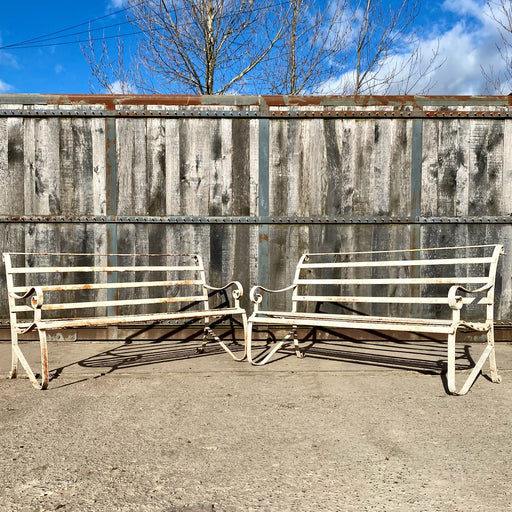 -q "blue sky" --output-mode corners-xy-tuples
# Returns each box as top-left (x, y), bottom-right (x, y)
(0, 0), (508, 95)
